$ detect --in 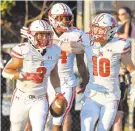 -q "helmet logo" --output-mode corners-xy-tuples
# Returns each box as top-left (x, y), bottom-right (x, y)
(93, 13), (105, 26)
(60, 3), (68, 14)
(40, 20), (47, 30)
(110, 17), (117, 27)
